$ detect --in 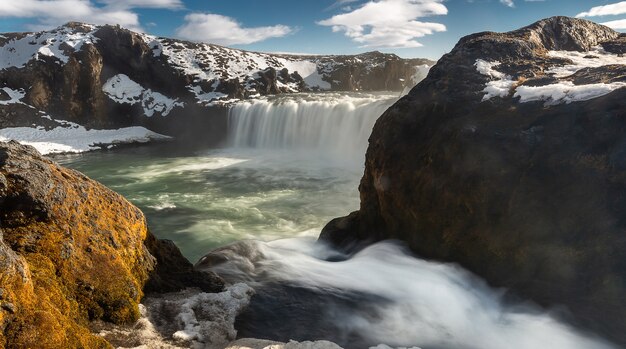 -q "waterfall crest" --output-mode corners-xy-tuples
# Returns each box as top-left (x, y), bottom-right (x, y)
(227, 92), (398, 160)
